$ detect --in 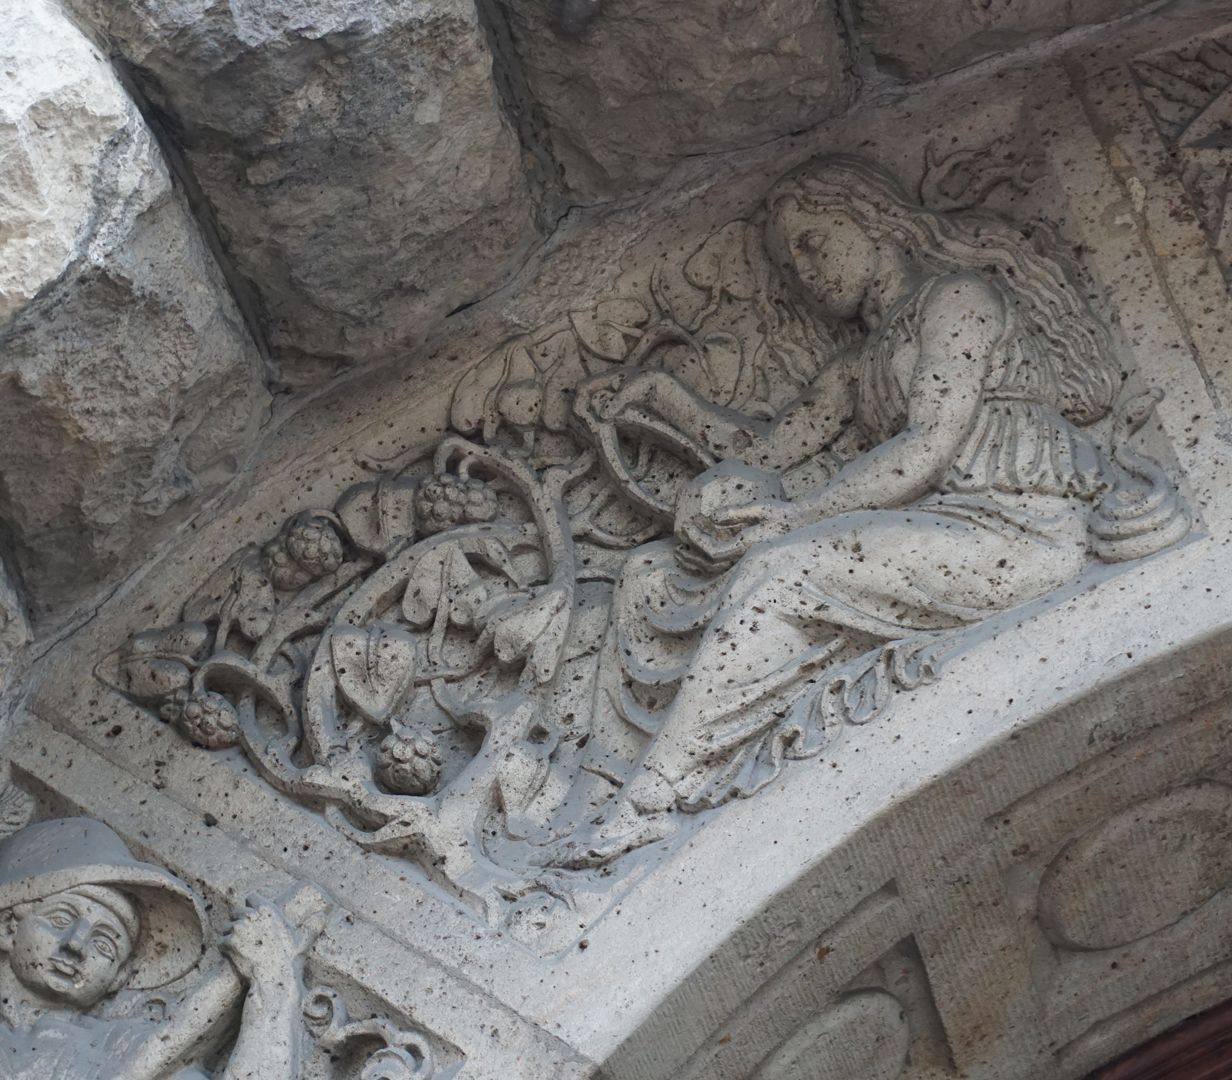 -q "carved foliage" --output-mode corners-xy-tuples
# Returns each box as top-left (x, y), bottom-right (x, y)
(305, 986), (438, 1080)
